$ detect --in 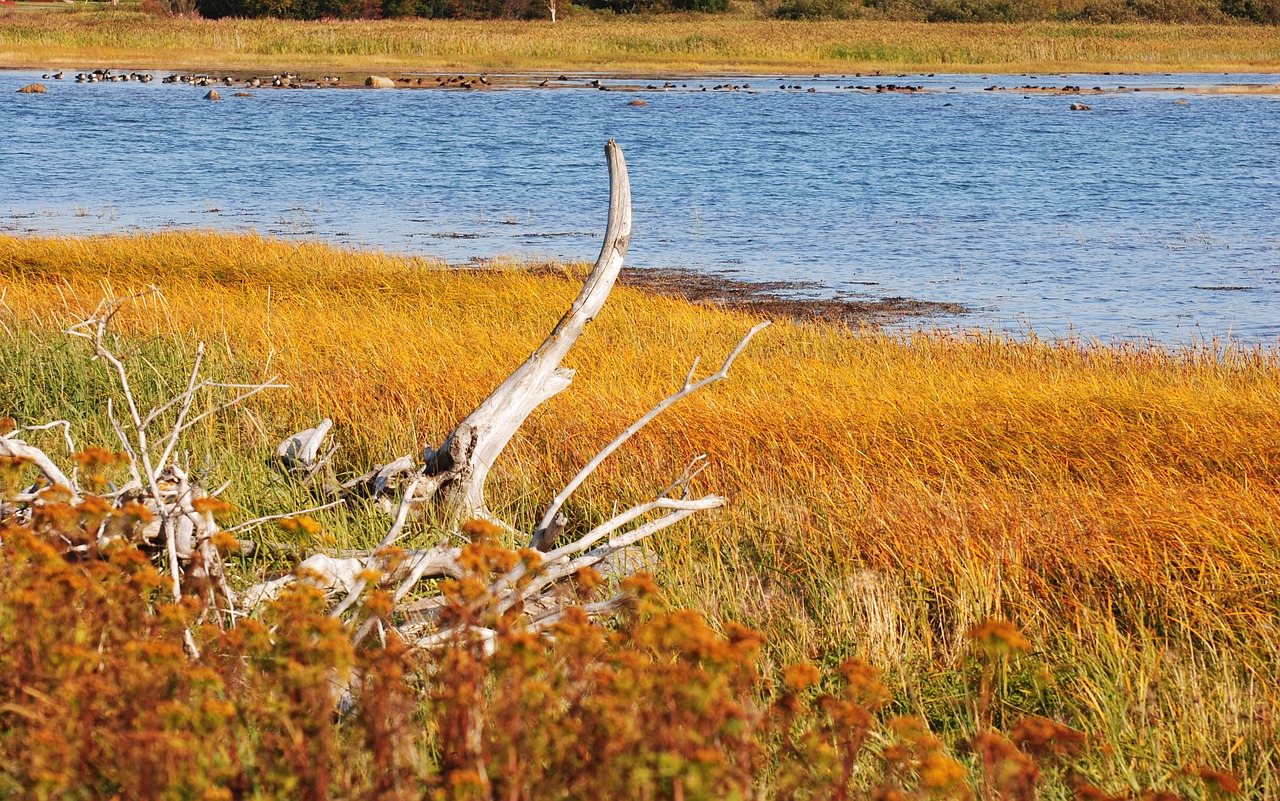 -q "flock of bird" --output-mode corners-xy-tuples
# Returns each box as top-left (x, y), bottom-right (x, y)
(33, 68), (1098, 100)
(40, 68), (347, 88)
